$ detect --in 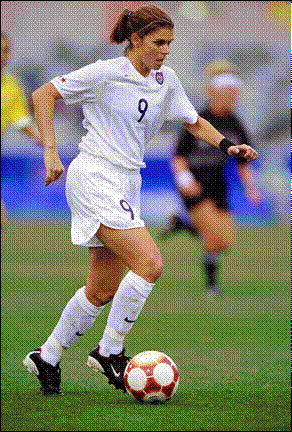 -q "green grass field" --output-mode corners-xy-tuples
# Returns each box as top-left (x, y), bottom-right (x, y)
(1, 220), (290, 431)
